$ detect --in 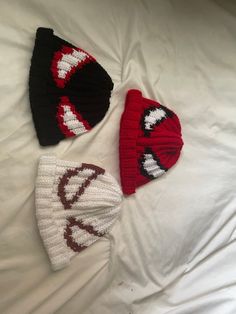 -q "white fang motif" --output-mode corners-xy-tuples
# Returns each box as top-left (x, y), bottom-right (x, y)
(142, 153), (165, 178)
(57, 49), (89, 79)
(60, 105), (87, 135)
(144, 108), (166, 130)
